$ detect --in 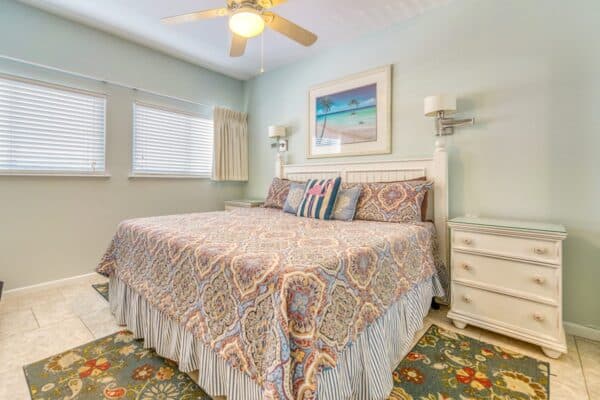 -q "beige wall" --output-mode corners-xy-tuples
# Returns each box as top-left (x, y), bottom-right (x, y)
(0, 1), (246, 289)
